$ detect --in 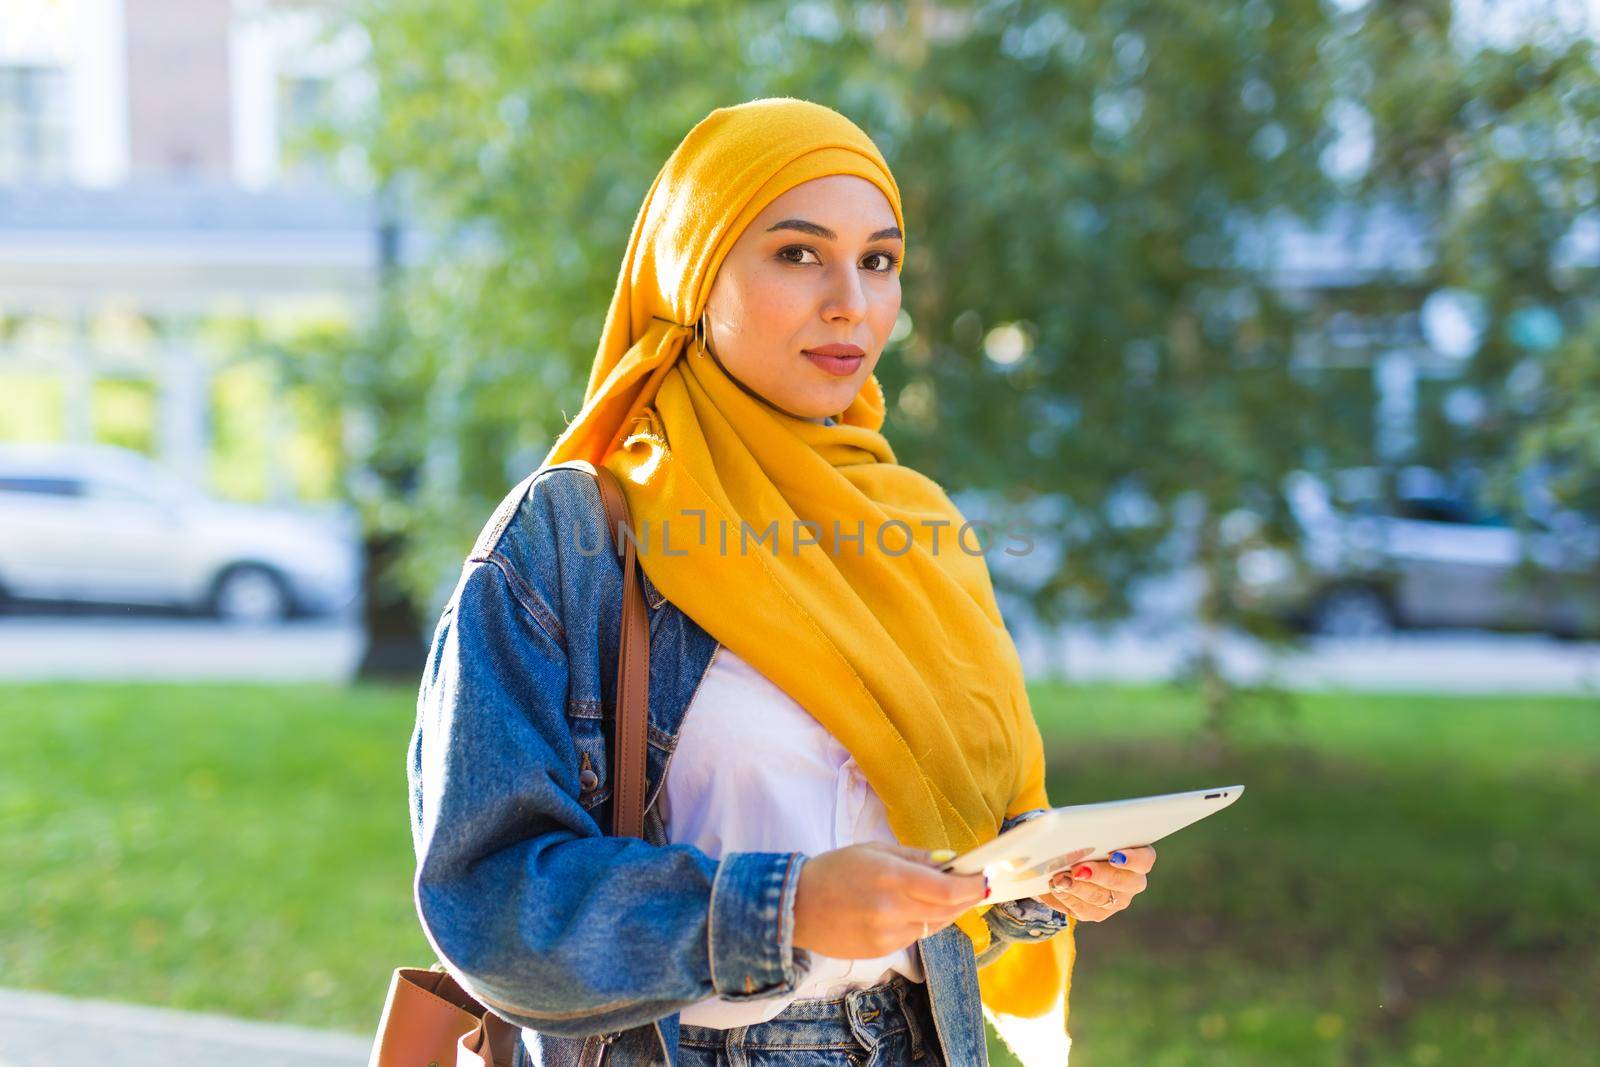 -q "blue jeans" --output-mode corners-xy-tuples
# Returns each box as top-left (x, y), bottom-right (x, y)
(675, 974), (947, 1066)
